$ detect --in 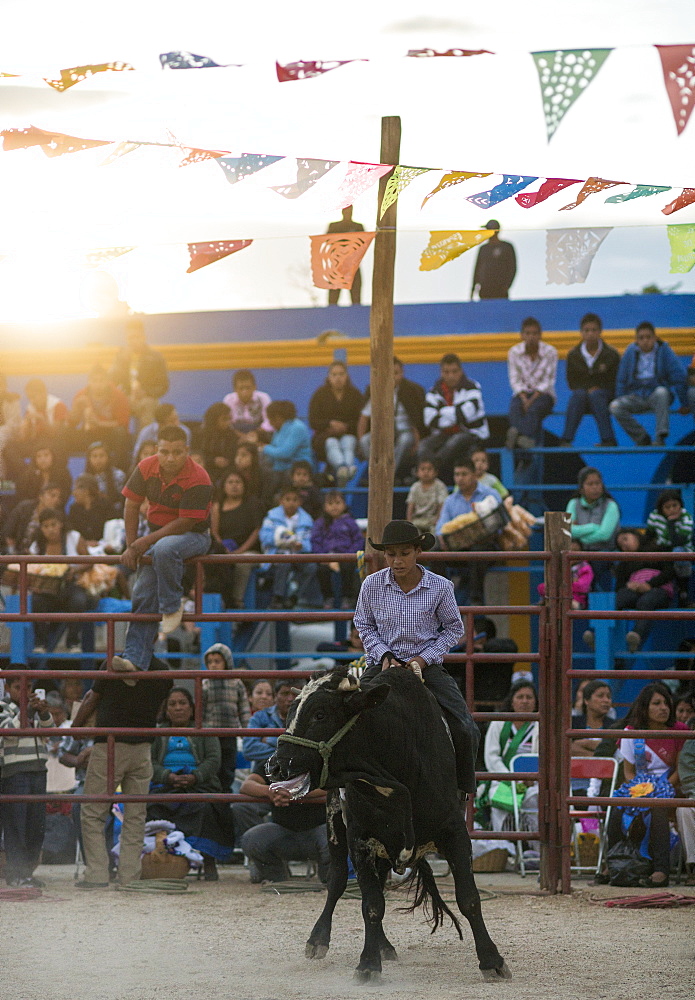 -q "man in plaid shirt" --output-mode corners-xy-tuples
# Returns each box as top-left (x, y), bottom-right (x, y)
(354, 520), (479, 792)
